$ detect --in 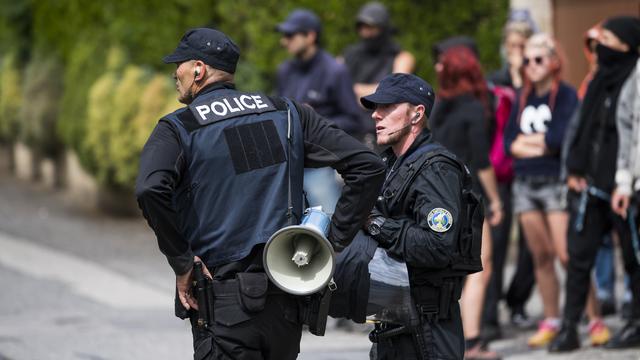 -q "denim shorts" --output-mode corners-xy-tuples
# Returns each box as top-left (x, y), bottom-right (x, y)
(512, 176), (567, 214)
